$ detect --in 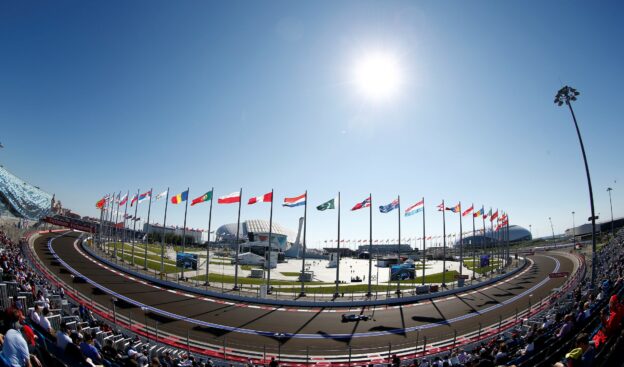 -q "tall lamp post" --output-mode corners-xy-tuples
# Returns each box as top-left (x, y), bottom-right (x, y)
(607, 187), (614, 236)
(548, 217), (555, 241)
(572, 211), (576, 244)
(555, 86), (598, 287)
(529, 224), (532, 239)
